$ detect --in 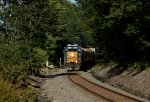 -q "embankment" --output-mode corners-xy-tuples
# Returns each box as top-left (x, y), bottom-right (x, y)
(90, 63), (150, 100)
